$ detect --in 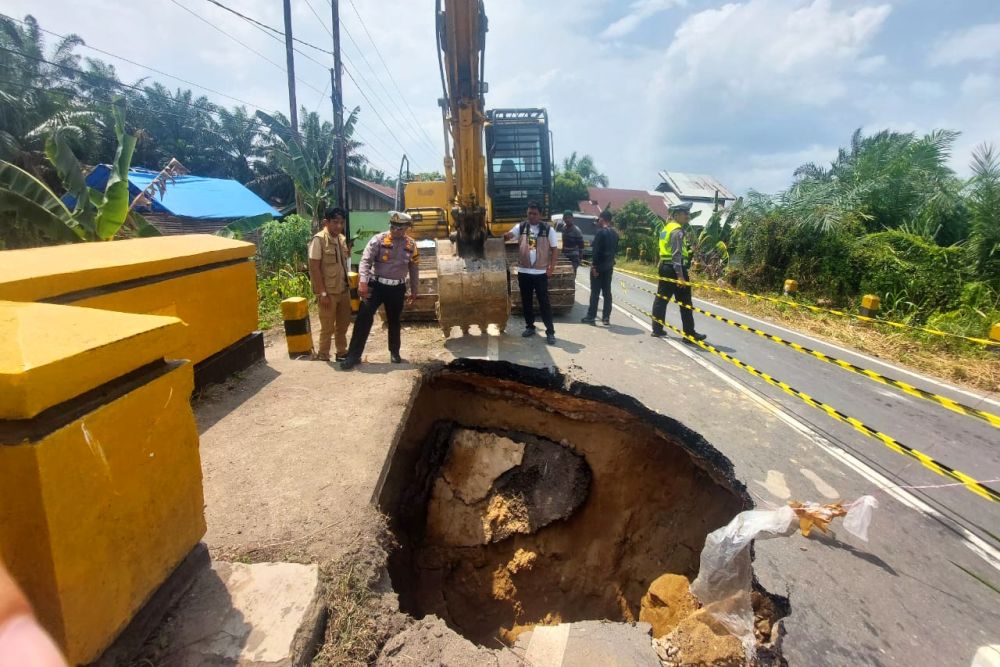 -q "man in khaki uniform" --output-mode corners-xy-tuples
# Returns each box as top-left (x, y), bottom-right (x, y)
(308, 207), (352, 361)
